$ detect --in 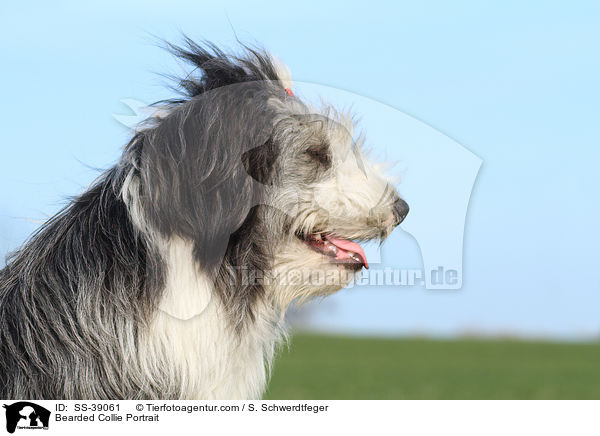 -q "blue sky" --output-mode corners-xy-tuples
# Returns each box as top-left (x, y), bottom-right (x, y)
(1, 1), (599, 339)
